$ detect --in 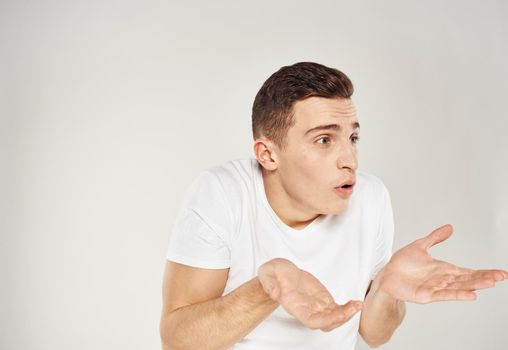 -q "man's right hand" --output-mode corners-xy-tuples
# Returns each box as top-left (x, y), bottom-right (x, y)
(258, 258), (363, 332)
